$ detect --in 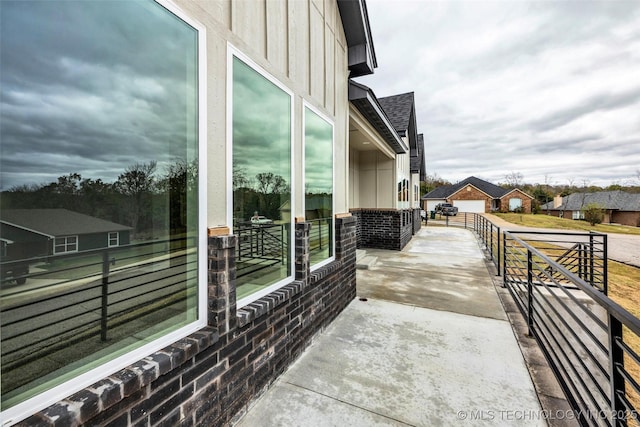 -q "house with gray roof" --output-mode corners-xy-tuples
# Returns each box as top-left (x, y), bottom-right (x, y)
(541, 191), (640, 227)
(348, 83), (425, 250)
(0, 209), (131, 258)
(422, 176), (534, 213)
